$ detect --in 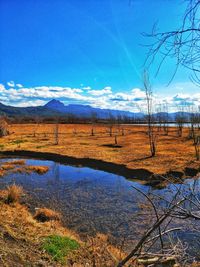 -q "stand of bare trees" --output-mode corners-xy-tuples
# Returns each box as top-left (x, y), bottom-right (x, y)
(175, 108), (186, 138)
(156, 103), (169, 135)
(144, 0), (200, 159)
